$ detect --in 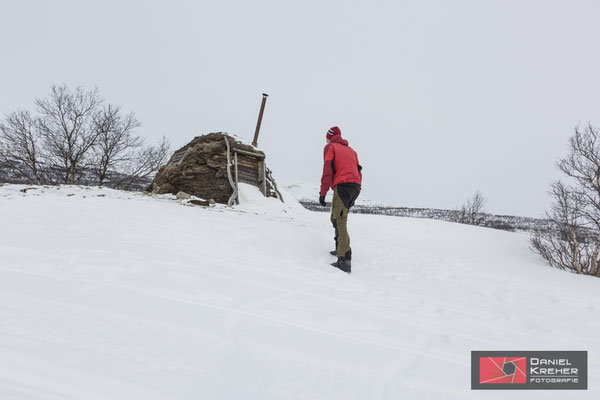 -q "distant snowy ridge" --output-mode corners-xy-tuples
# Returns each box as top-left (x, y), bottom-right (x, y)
(281, 180), (552, 233)
(280, 180), (384, 206)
